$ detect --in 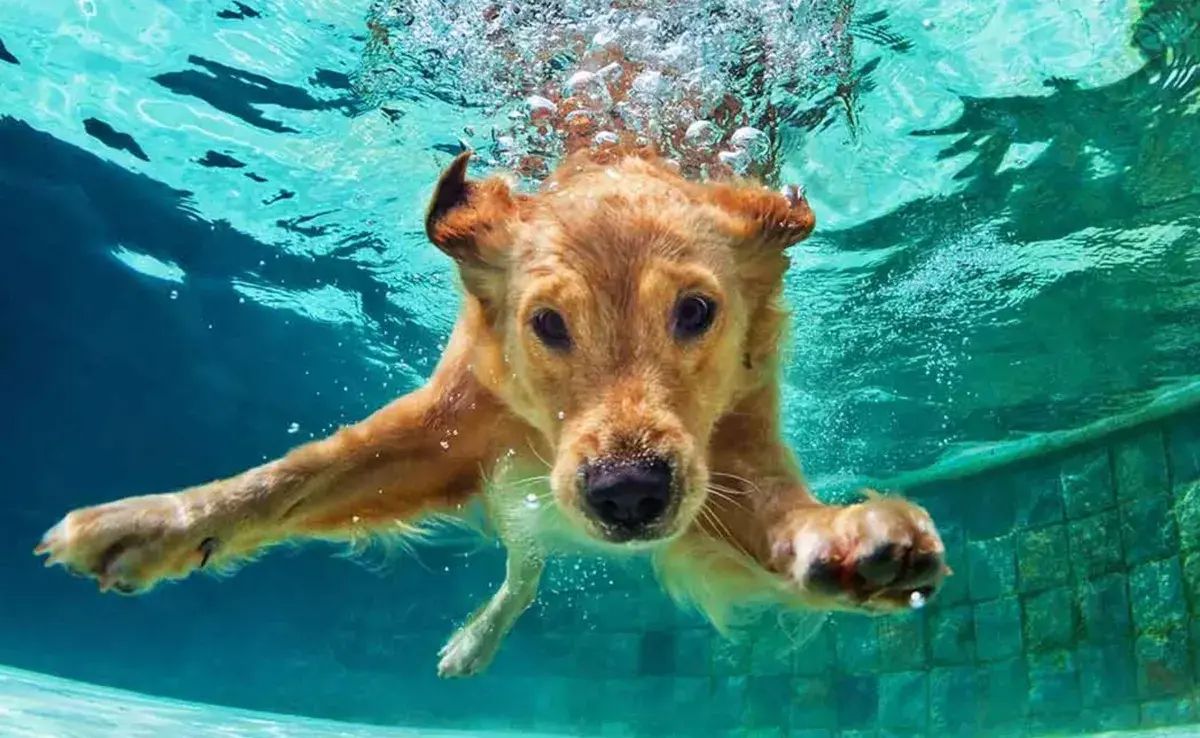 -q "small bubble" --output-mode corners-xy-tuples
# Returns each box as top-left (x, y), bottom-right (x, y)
(169, 290), (178, 300)
(922, 19), (935, 29)
(524, 493), (540, 509)
(557, 410), (566, 420)
(440, 440), (450, 450)
(287, 422), (300, 434)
